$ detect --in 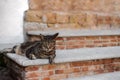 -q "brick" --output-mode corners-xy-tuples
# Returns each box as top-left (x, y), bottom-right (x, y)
(101, 36), (115, 40)
(52, 0), (72, 11)
(55, 63), (69, 70)
(94, 41), (102, 44)
(56, 41), (64, 45)
(25, 10), (43, 22)
(103, 0), (115, 12)
(43, 77), (50, 80)
(95, 70), (105, 74)
(104, 16), (112, 25)
(42, 65), (55, 70)
(92, 60), (104, 65)
(110, 39), (118, 42)
(29, 0), (73, 11)
(55, 70), (64, 74)
(114, 16), (120, 24)
(70, 13), (86, 27)
(56, 45), (65, 50)
(88, 66), (97, 71)
(73, 68), (81, 72)
(26, 72), (41, 78)
(29, 0), (42, 10)
(49, 71), (54, 76)
(86, 14), (97, 29)
(72, 0), (87, 10)
(25, 66), (40, 71)
(102, 43), (110, 47)
(85, 44), (96, 47)
(81, 66), (88, 71)
(66, 45), (85, 49)
(113, 58), (120, 62)
(56, 14), (69, 23)
(41, 71), (54, 76)
(109, 43), (118, 46)
(103, 59), (113, 64)
(97, 15), (105, 25)
(66, 37), (85, 41)
(66, 41), (85, 46)
(70, 61), (92, 67)
(64, 68), (73, 74)
(44, 12), (56, 23)
(86, 0), (103, 11)
(85, 36), (100, 40)
(50, 74), (67, 80)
